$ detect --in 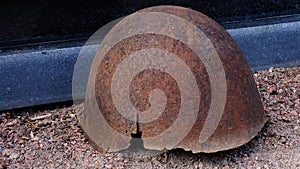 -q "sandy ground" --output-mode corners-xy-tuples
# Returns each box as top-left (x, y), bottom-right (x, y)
(1, 66), (300, 169)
